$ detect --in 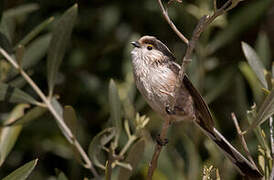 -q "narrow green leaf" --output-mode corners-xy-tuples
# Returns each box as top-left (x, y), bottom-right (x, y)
(4, 4), (39, 18)
(108, 79), (122, 147)
(3, 106), (47, 126)
(88, 128), (116, 169)
(242, 42), (267, 88)
(63, 106), (77, 137)
(208, 0), (271, 54)
(17, 17), (54, 47)
(118, 139), (145, 180)
(0, 104), (29, 166)
(2, 159), (38, 180)
(0, 83), (38, 105)
(239, 62), (263, 103)
(47, 4), (78, 97)
(22, 34), (51, 69)
(255, 31), (271, 68)
(255, 89), (274, 127)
